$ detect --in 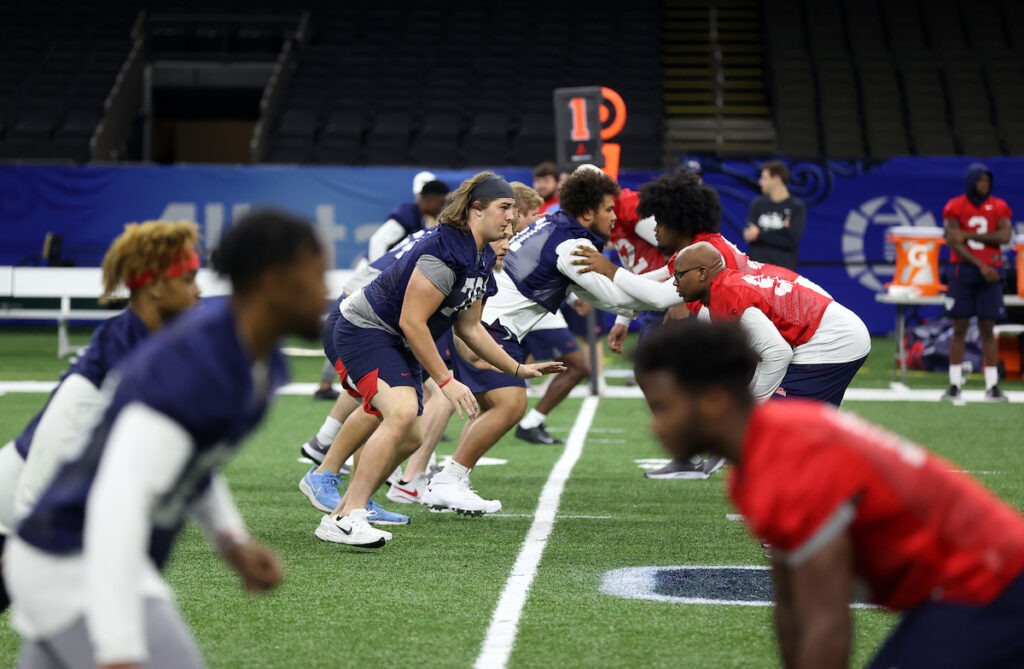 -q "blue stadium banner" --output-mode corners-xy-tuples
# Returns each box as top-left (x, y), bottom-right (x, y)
(0, 164), (533, 270)
(693, 157), (1024, 334)
(2, 159), (1022, 333)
